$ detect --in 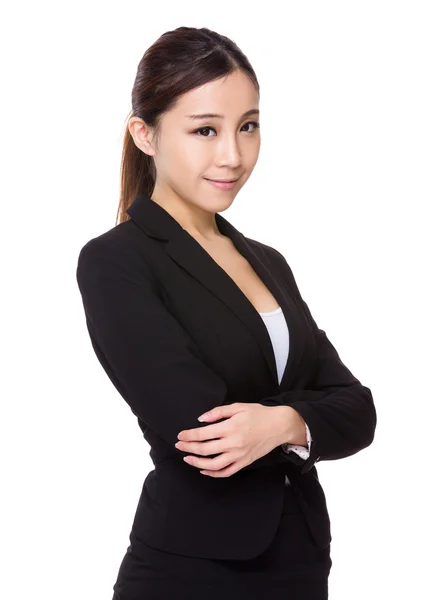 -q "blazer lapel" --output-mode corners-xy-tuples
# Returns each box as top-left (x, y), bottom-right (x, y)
(126, 194), (306, 391)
